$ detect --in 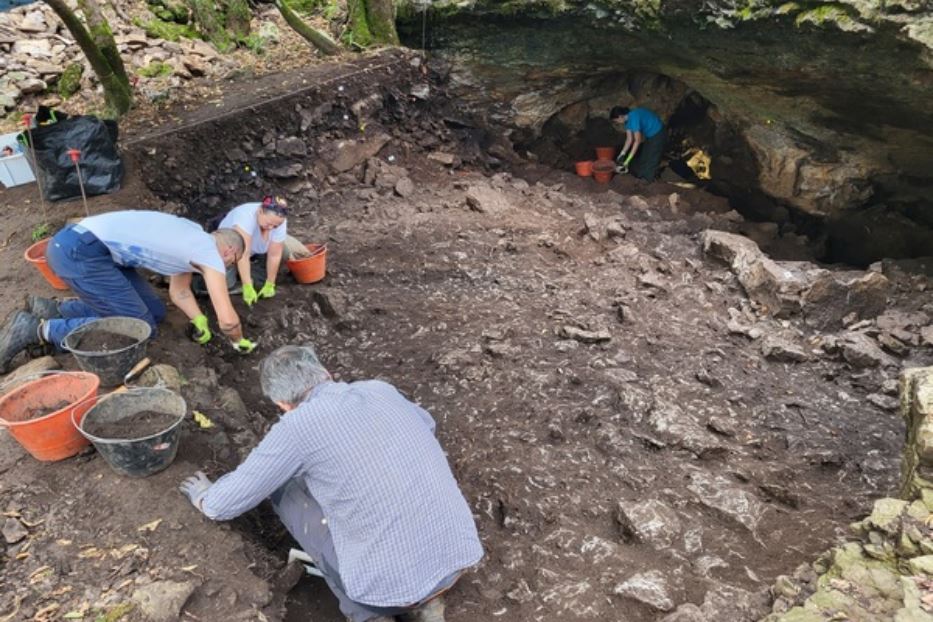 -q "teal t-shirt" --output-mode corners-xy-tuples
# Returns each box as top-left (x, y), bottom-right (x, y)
(625, 108), (663, 138)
